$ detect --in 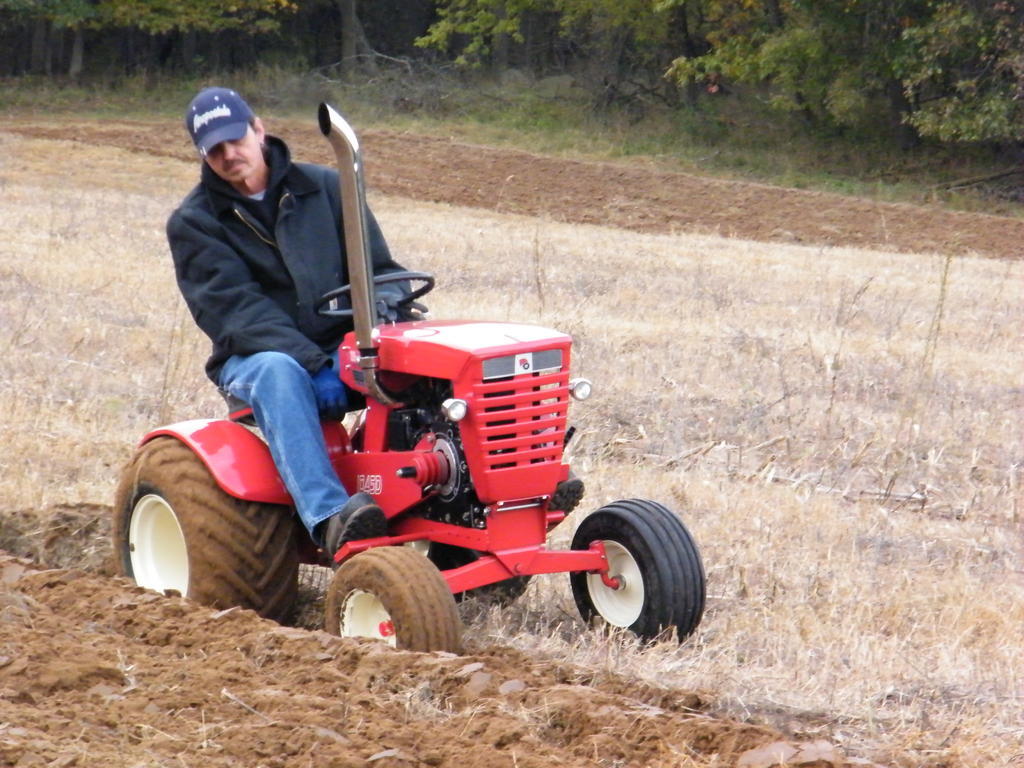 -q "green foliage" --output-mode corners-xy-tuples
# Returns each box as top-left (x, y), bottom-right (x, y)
(0, 0), (39, 11)
(671, 2), (917, 130)
(418, 0), (676, 66)
(897, 1), (1024, 142)
(416, 0), (539, 63)
(103, 0), (297, 34)
(1, 0), (296, 33)
(668, 0), (1024, 143)
(0, 0), (99, 28)
(422, 0), (1024, 144)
